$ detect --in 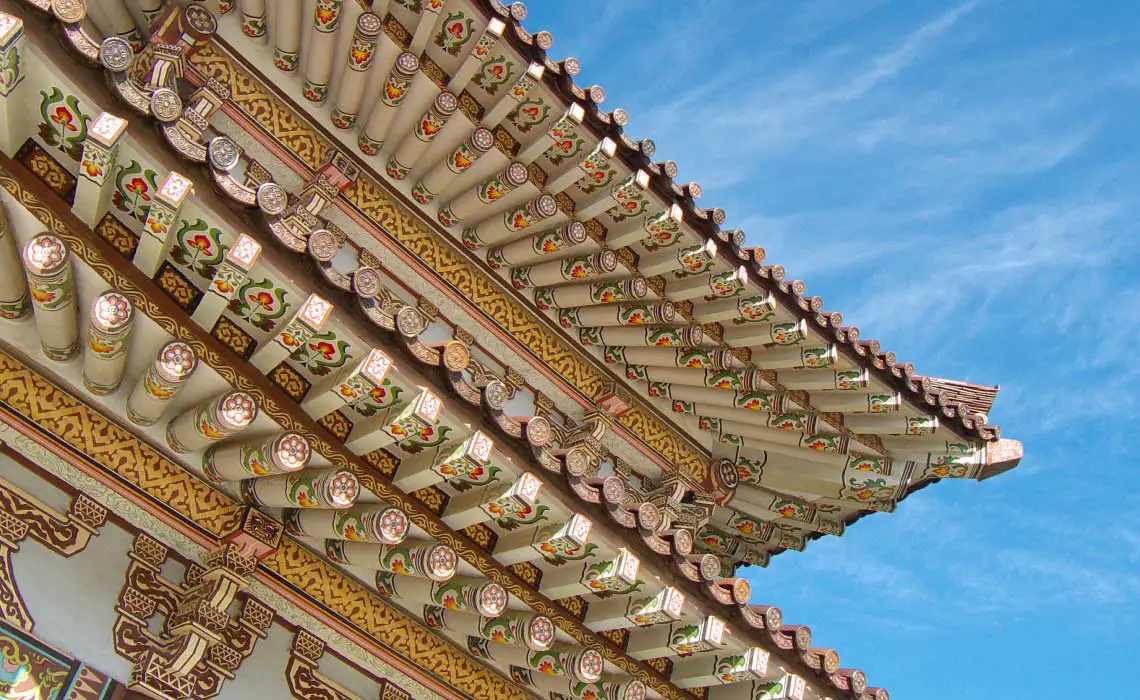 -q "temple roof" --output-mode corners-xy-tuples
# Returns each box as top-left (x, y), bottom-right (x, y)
(462, 0), (1006, 443)
(0, 2), (1026, 700)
